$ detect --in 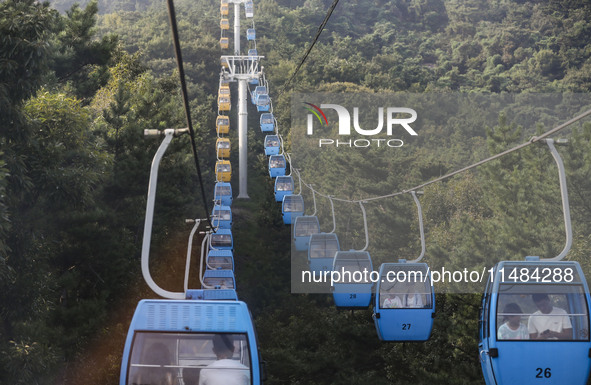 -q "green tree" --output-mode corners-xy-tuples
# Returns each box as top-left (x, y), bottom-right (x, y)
(51, 0), (118, 100)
